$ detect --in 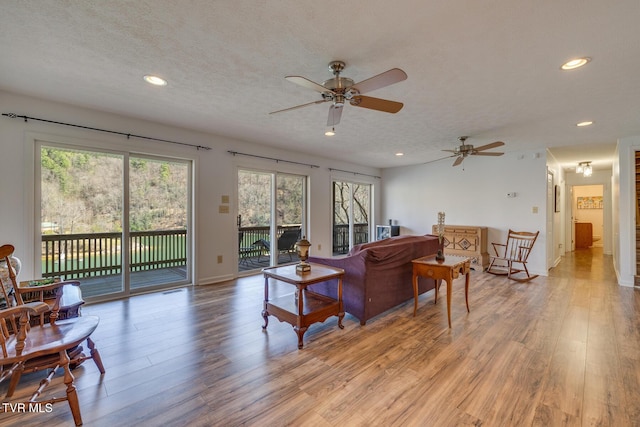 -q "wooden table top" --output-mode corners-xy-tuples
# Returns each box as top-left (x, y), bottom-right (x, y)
(262, 263), (344, 284)
(412, 254), (471, 268)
